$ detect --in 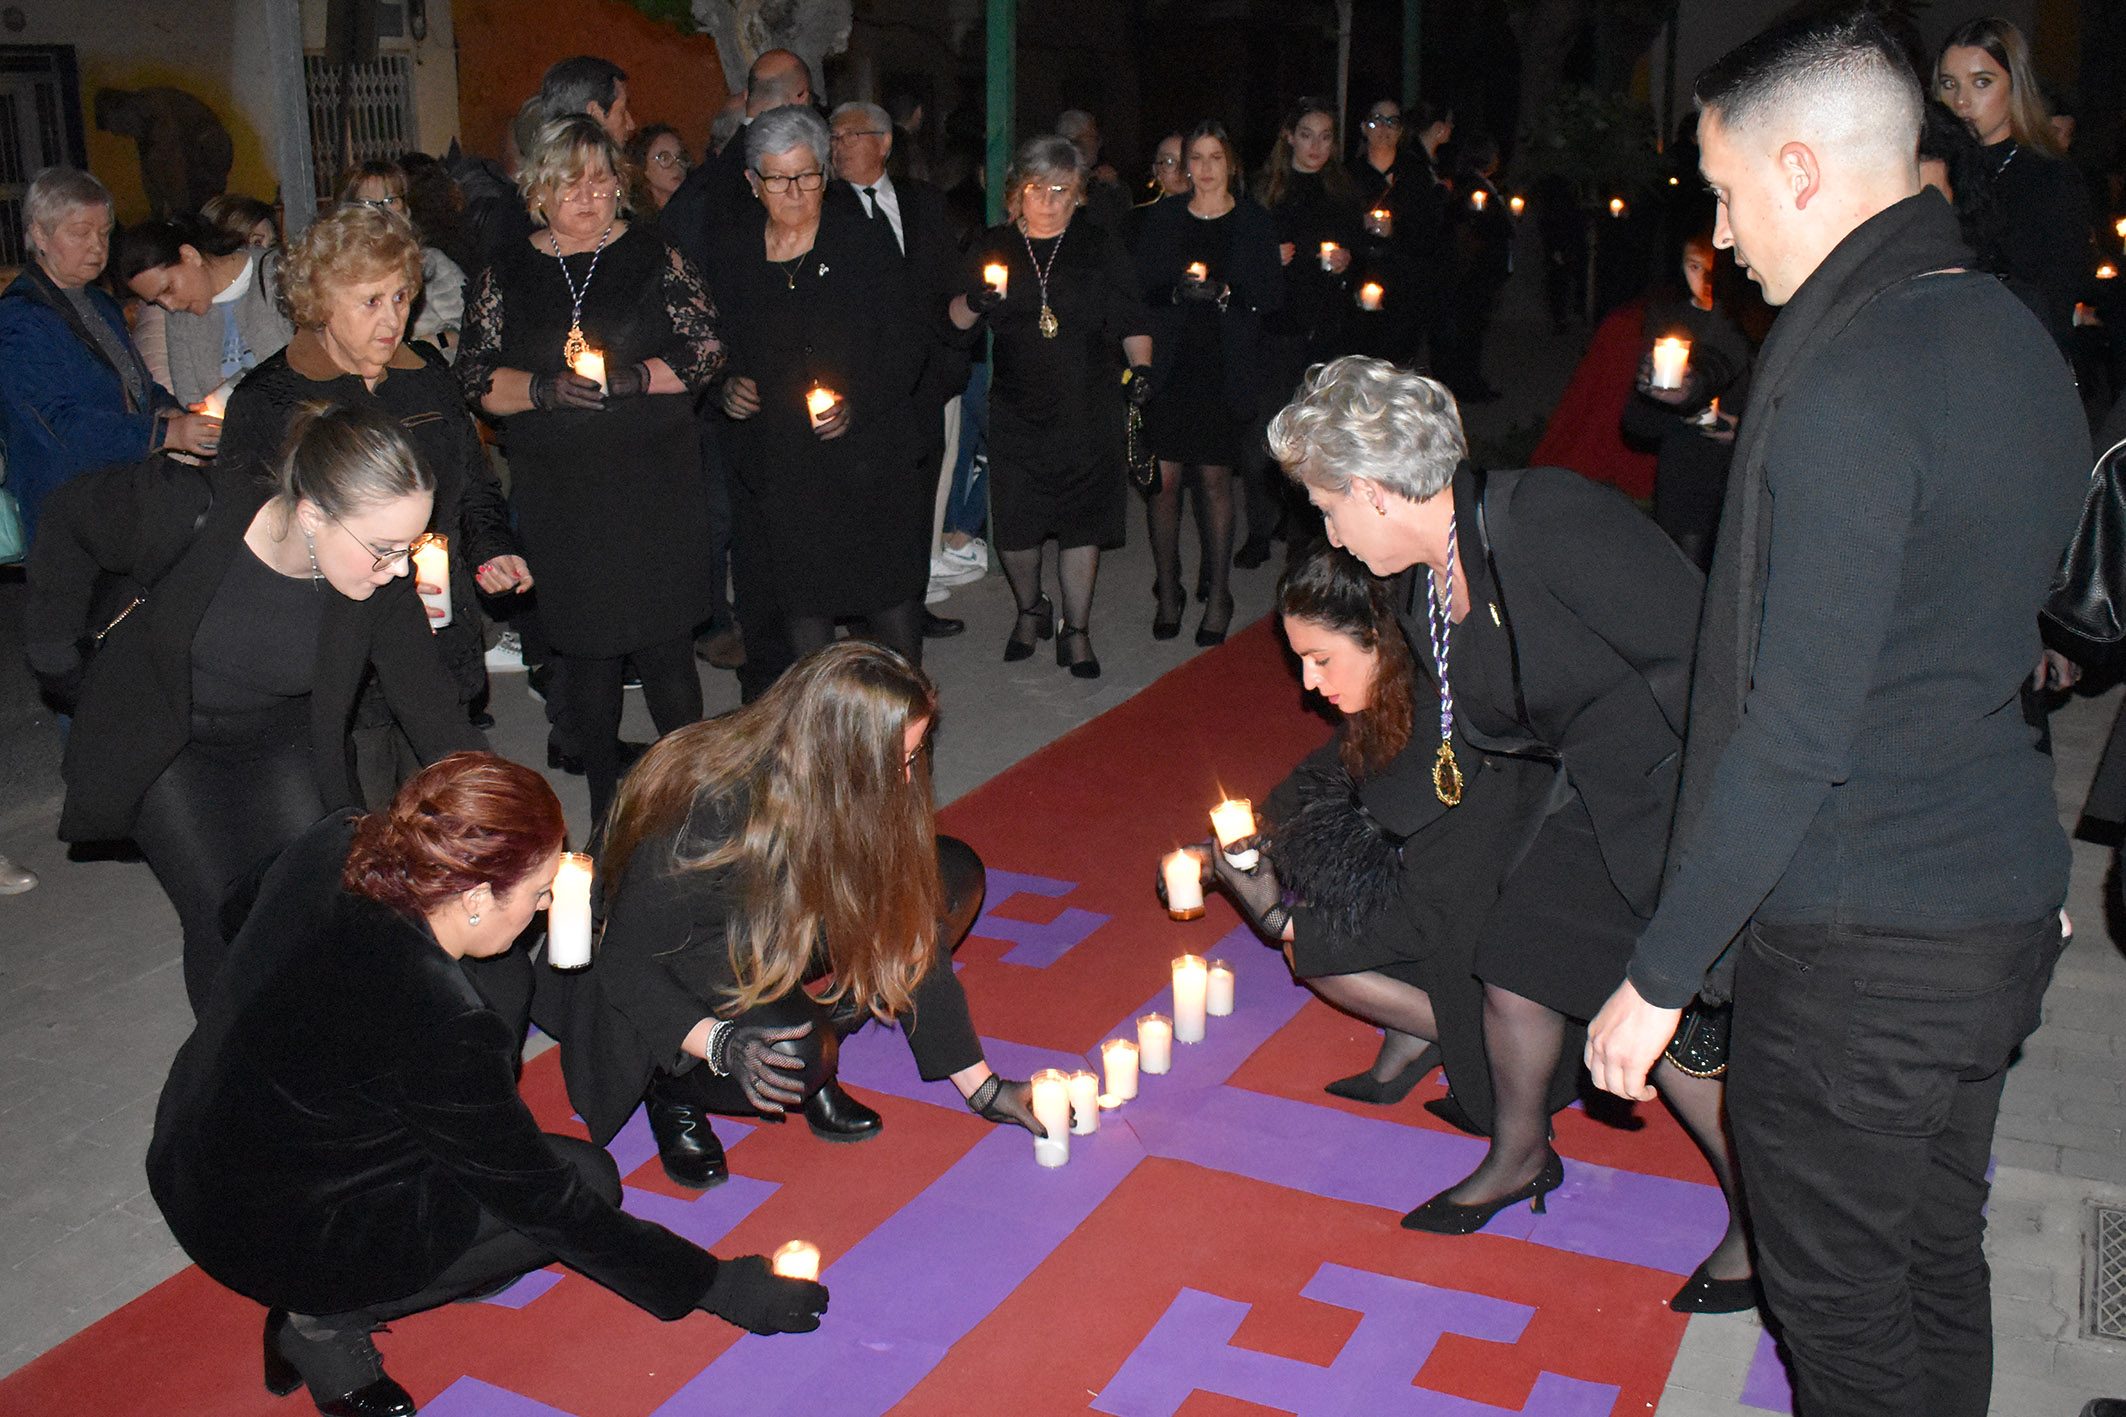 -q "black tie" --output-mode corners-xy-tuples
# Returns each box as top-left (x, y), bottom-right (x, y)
(861, 186), (880, 220)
